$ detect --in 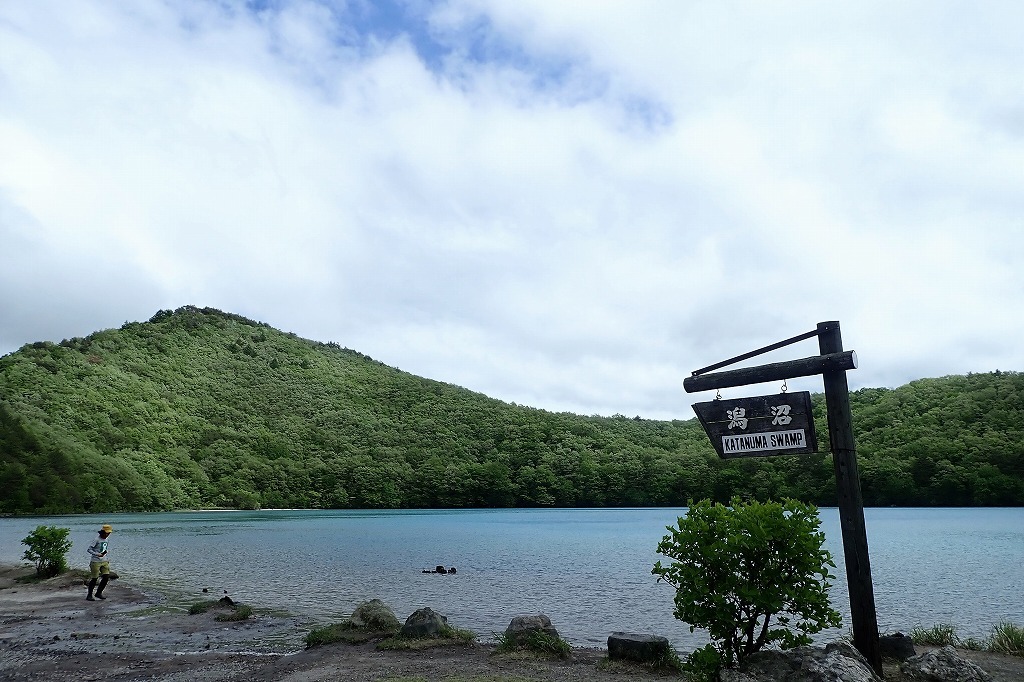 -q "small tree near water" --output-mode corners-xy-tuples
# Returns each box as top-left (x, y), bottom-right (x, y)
(652, 498), (841, 676)
(21, 525), (72, 577)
